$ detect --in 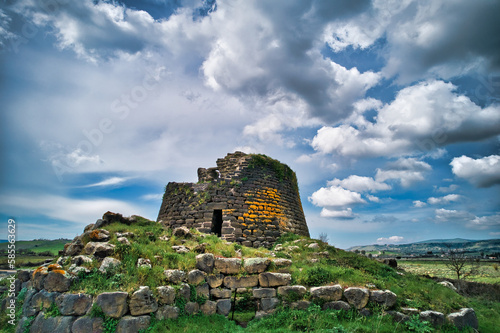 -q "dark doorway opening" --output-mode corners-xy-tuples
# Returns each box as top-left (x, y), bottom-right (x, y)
(211, 210), (223, 237)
